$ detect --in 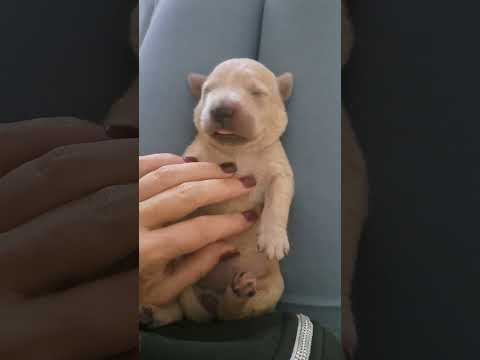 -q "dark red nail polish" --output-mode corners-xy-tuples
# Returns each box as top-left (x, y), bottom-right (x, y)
(219, 250), (240, 262)
(239, 175), (256, 188)
(219, 162), (237, 173)
(183, 156), (198, 163)
(105, 125), (139, 139)
(242, 210), (258, 222)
